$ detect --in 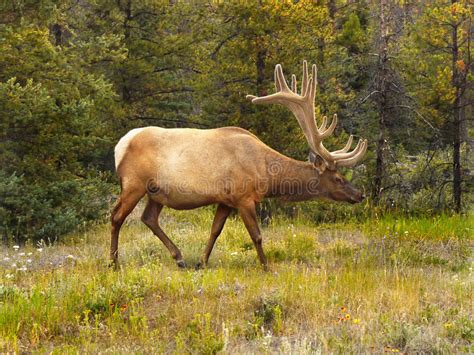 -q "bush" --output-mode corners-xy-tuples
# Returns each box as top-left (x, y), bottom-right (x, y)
(0, 172), (112, 243)
(0, 26), (120, 244)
